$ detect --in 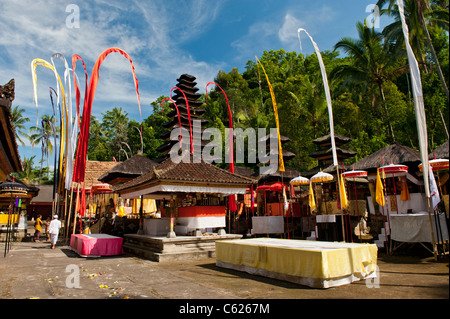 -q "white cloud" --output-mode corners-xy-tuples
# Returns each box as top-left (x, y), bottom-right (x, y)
(231, 4), (338, 60)
(278, 13), (303, 44)
(0, 0), (226, 127)
(230, 20), (279, 62)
